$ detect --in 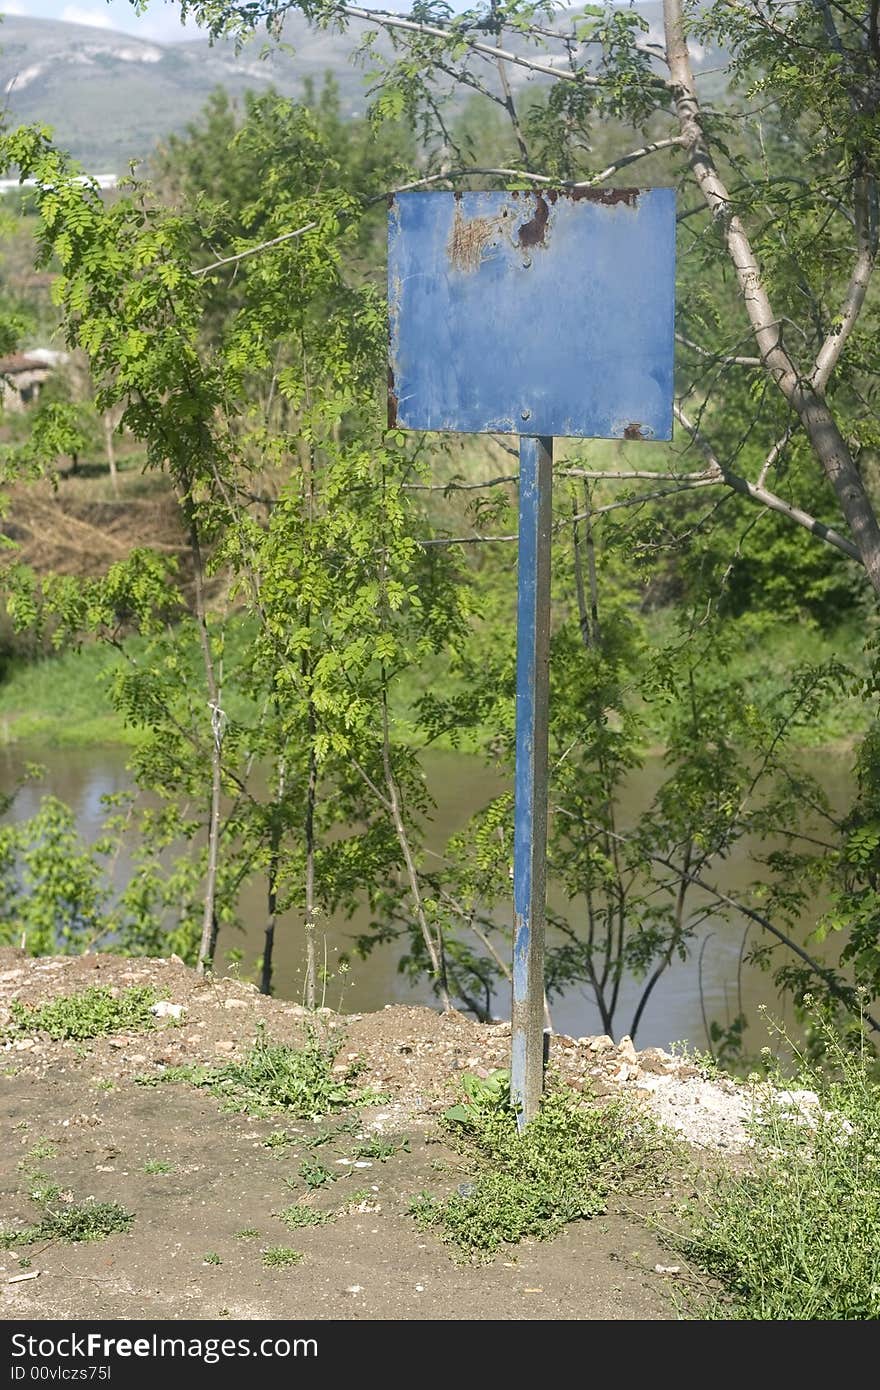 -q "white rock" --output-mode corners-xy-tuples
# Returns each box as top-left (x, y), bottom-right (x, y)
(150, 1001), (184, 1020)
(617, 1035), (638, 1066)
